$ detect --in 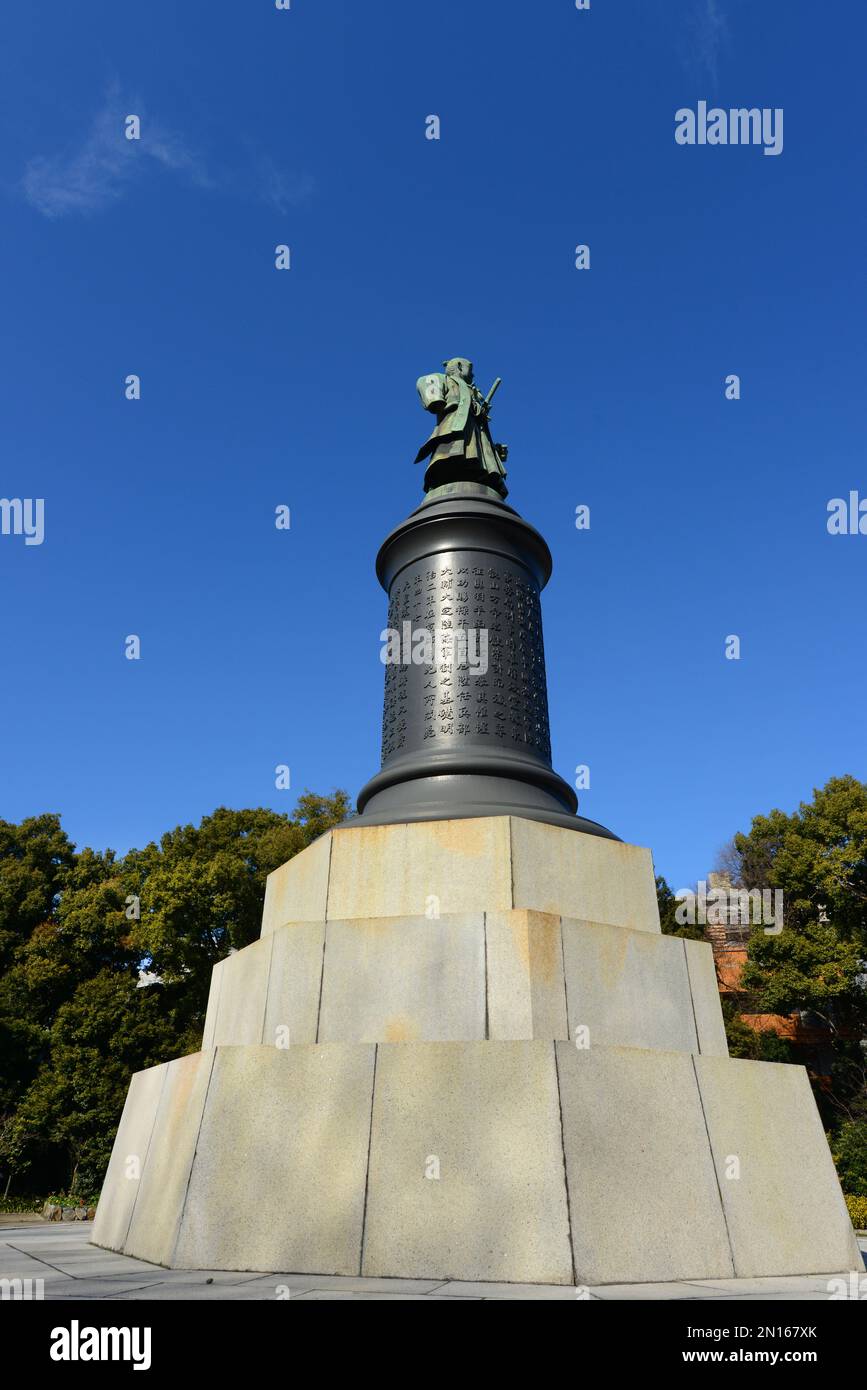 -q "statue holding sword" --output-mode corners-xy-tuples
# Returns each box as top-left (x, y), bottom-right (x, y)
(414, 357), (509, 497)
